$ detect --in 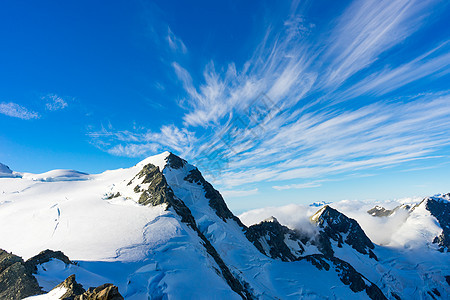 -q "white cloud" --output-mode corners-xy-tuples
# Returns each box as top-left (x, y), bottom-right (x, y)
(339, 41), (450, 99)
(88, 124), (197, 159)
(322, 0), (432, 89)
(221, 188), (259, 198)
(239, 203), (319, 236)
(273, 182), (321, 191)
(43, 94), (68, 111)
(167, 27), (187, 54)
(0, 102), (40, 120)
